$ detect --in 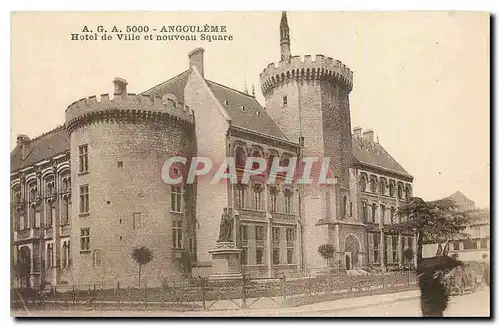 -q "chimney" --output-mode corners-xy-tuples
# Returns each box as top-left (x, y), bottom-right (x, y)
(17, 134), (30, 147)
(353, 126), (362, 139)
(113, 77), (128, 95)
(188, 47), (205, 77)
(363, 129), (374, 143)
